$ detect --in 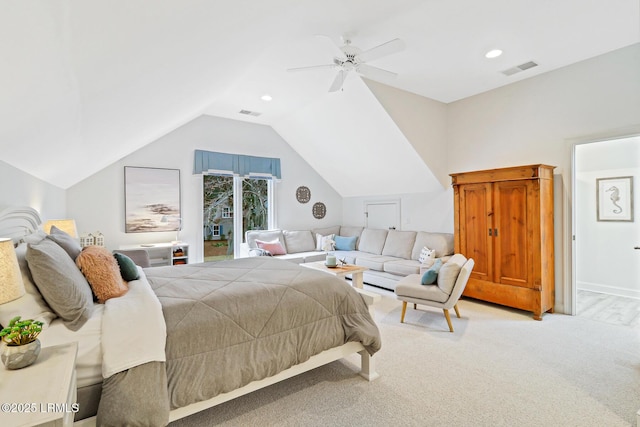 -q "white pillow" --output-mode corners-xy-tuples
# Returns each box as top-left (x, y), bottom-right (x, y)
(315, 234), (335, 251)
(418, 246), (435, 264)
(0, 242), (57, 328)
